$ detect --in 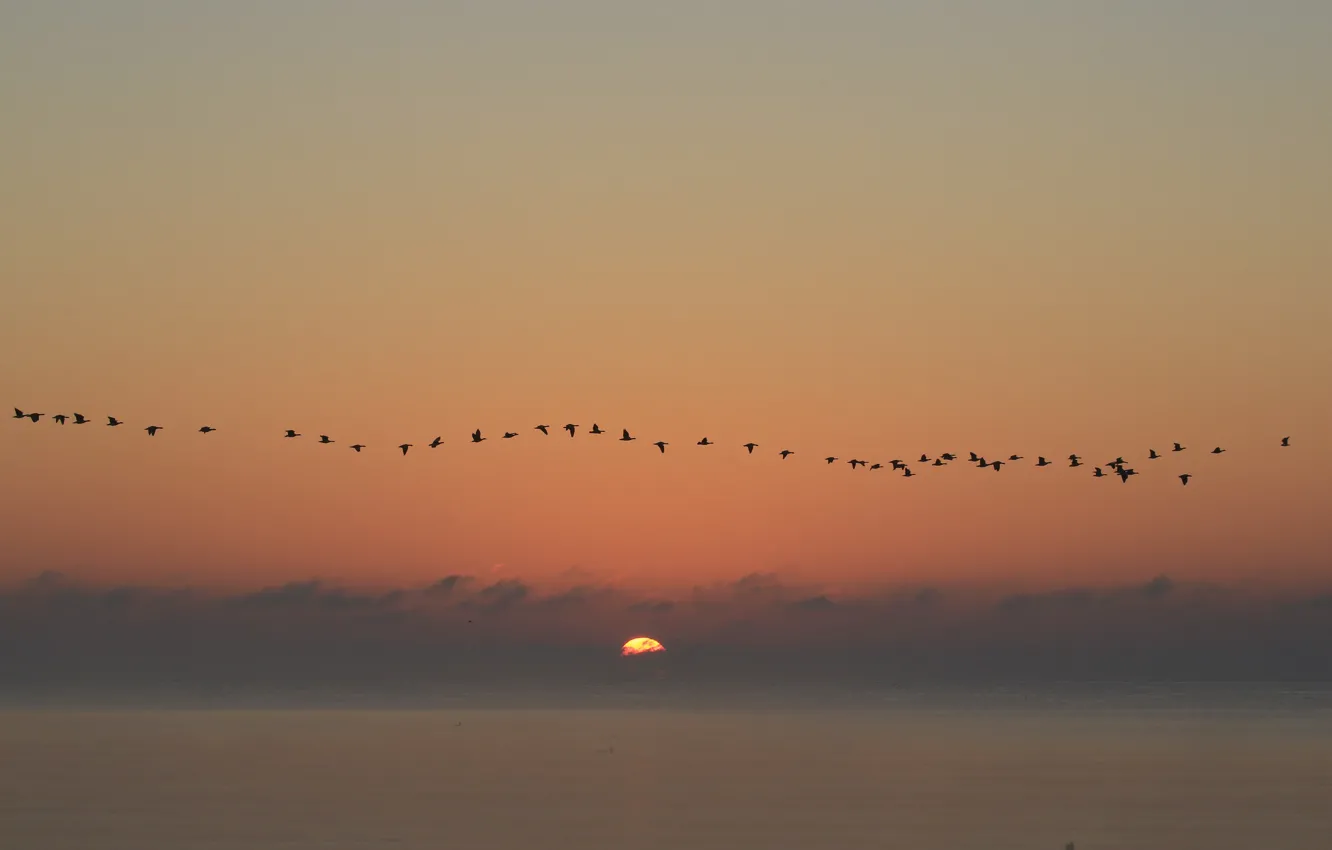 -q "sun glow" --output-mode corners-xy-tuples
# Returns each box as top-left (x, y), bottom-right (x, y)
(621, 636), (665, 656)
